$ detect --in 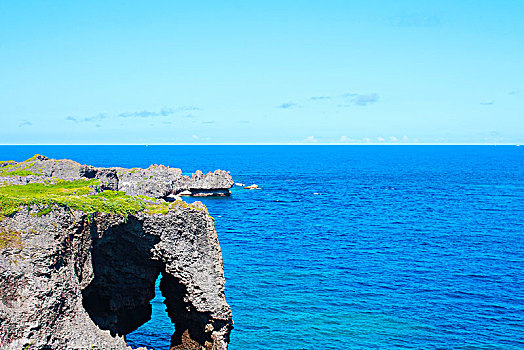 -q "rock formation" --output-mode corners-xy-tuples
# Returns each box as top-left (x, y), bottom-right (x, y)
(0, 155), (234, 197)
(0, 156), (233, 350)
